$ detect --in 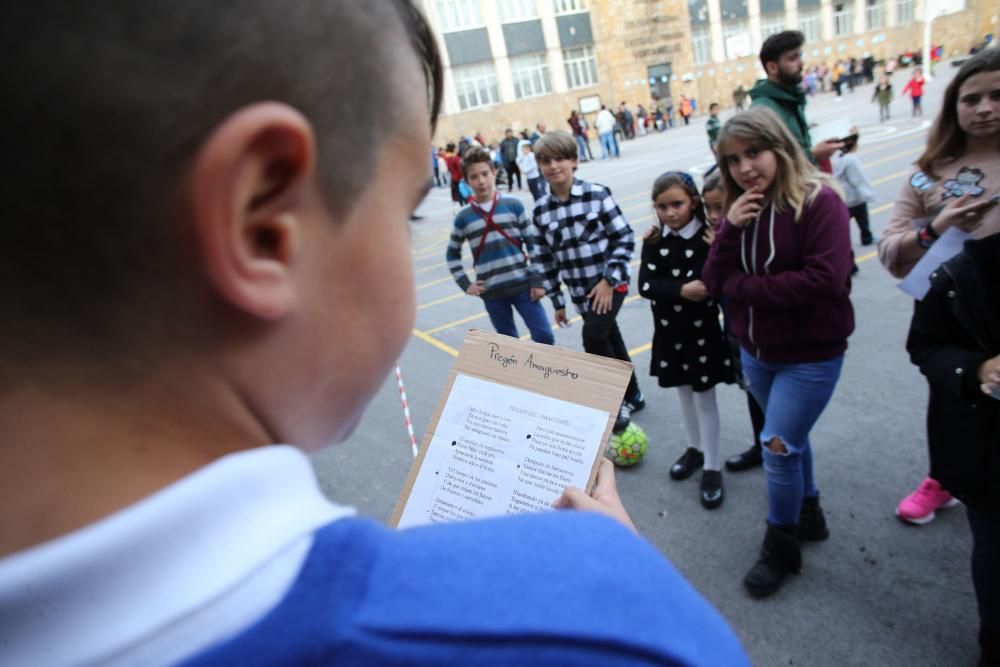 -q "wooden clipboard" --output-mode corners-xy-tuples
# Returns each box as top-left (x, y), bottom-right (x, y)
(390, 329), (633, 528)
